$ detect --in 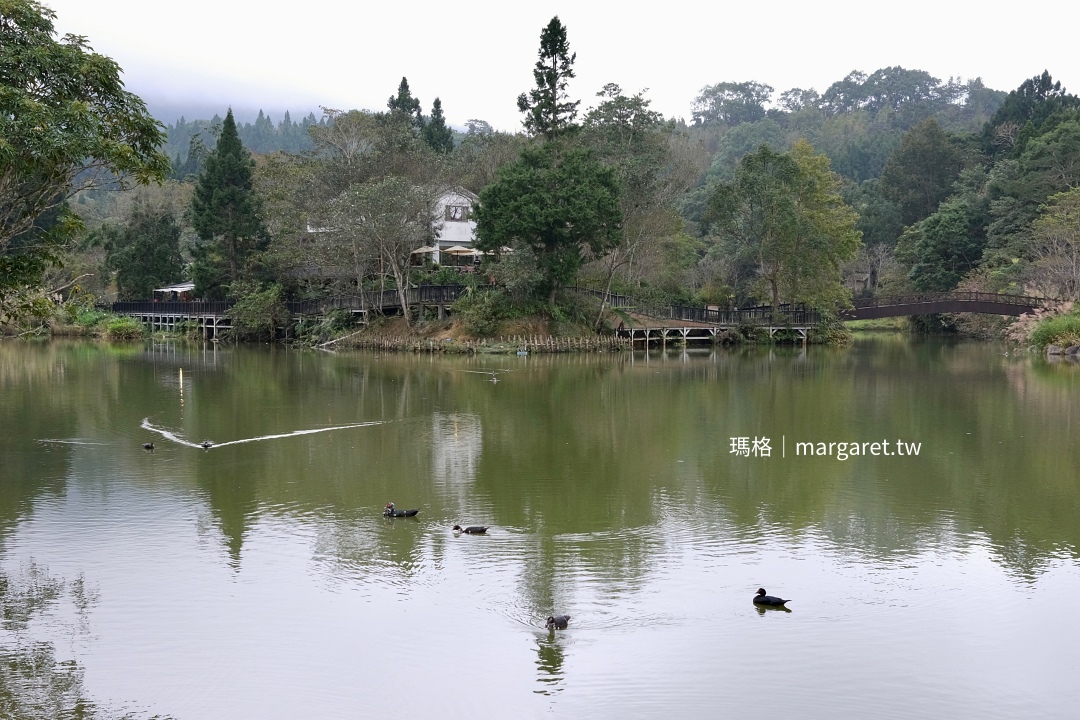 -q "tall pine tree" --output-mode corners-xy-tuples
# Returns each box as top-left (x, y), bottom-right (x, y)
(190, 108), (264, 299)
(422, 98), (454, 153)
(387, 77), (425, 134)
(516, 17), (579, 141)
